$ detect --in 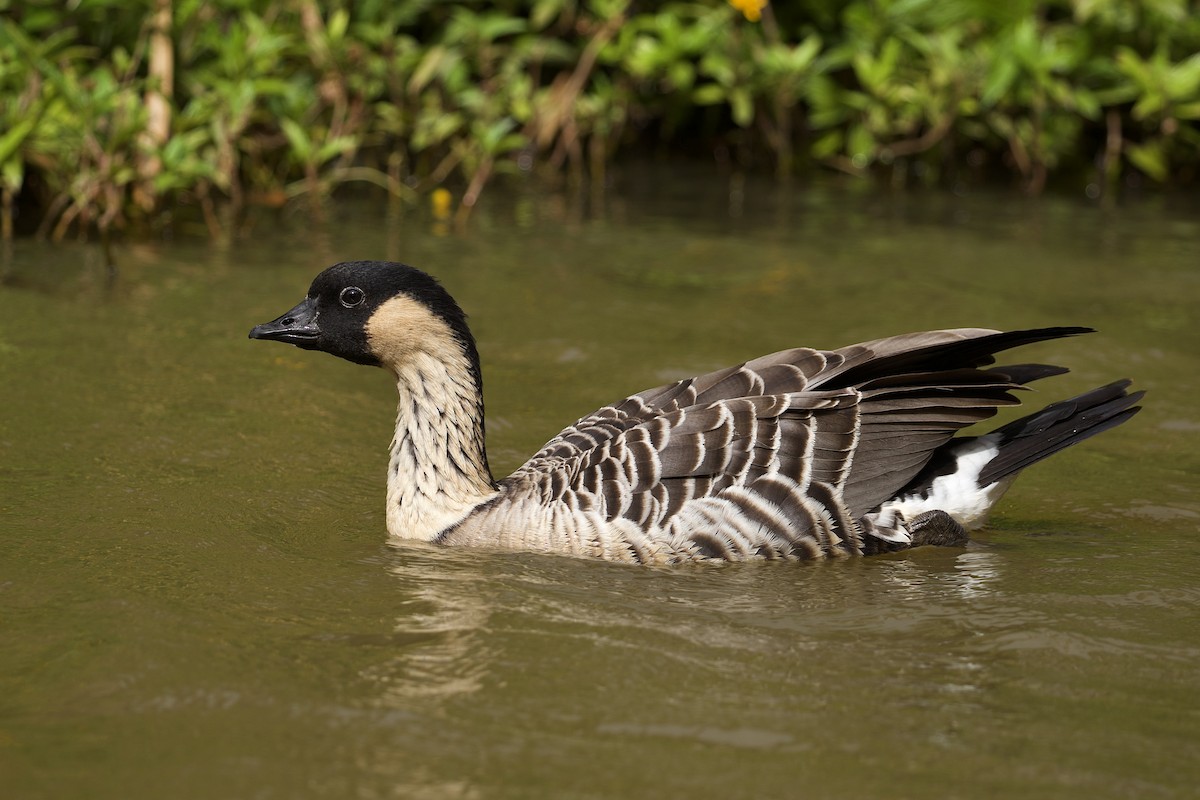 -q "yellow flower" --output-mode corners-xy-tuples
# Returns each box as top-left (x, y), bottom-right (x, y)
(728, 0), (768, 22)
(431, 187), (453, 220)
